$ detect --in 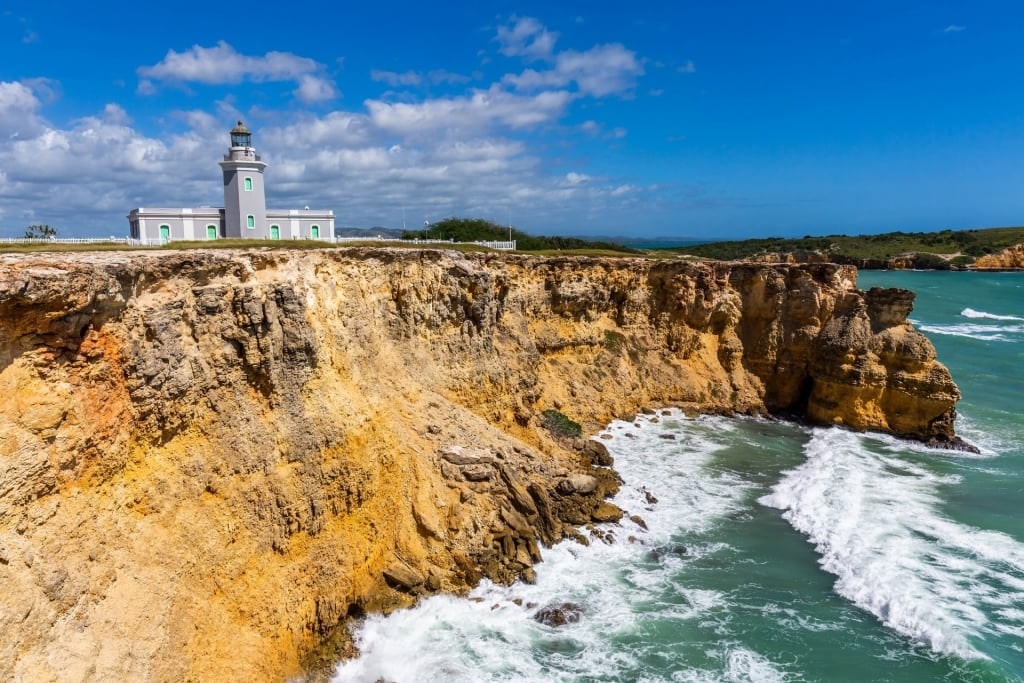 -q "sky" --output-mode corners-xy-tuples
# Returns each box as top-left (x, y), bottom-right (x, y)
(1, 0), (1023, 240)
